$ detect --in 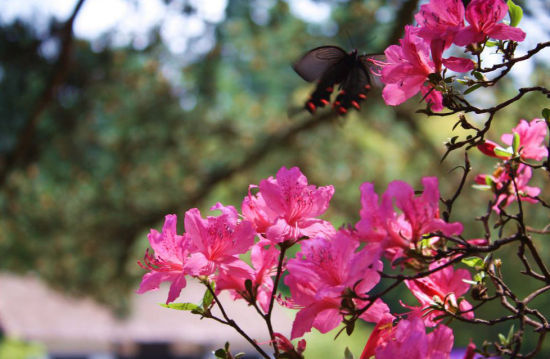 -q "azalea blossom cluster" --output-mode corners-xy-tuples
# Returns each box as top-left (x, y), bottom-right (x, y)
(380, 0), (526, 111)
(475, 118), (548, 212)
(135, 1), (550, 357)
(138, 166), (479, 358)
